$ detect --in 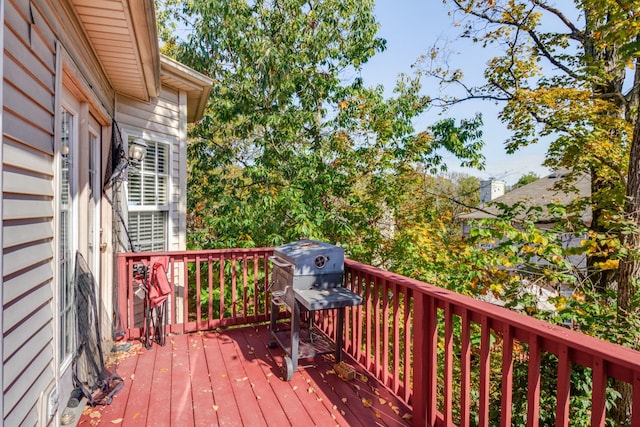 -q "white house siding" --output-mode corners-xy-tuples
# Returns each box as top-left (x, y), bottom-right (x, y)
(2, 0), (124, 424)
(3, 0), (58, 425)
(115, 84), (187, 252)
